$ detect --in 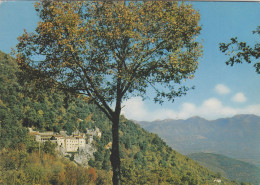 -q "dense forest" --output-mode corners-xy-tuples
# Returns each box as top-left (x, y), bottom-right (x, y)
(0, 50), (246, 184)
